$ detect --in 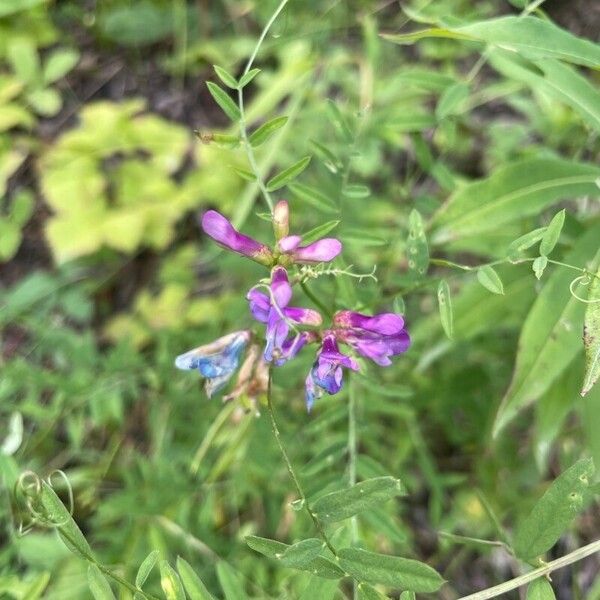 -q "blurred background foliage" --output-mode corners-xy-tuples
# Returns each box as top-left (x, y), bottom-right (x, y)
(1, 0), (600, 598)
